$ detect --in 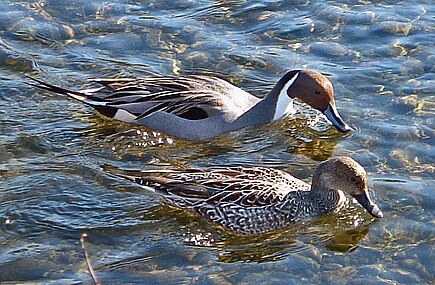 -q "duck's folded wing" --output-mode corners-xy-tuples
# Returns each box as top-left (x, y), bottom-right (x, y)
(120, 171), (287, 208)
(28, 75), (232, 121)
(170, 167), (310, 194)
(90, 75), (242, 99)
(219, 166), (310, 190)
(90, 77), (226, 119)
